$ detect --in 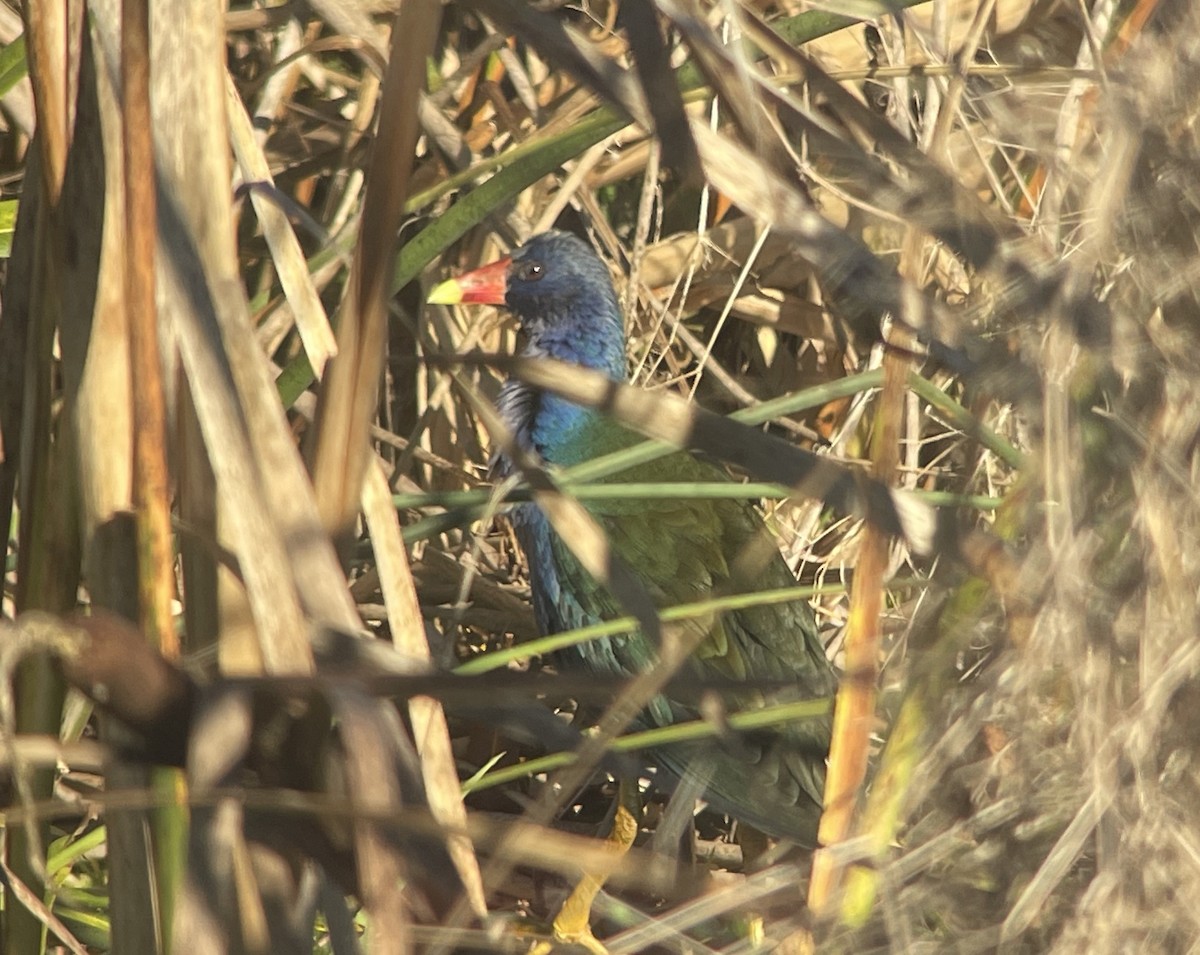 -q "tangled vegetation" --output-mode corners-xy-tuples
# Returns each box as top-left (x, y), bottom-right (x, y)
(2, 0), (1199, 952)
